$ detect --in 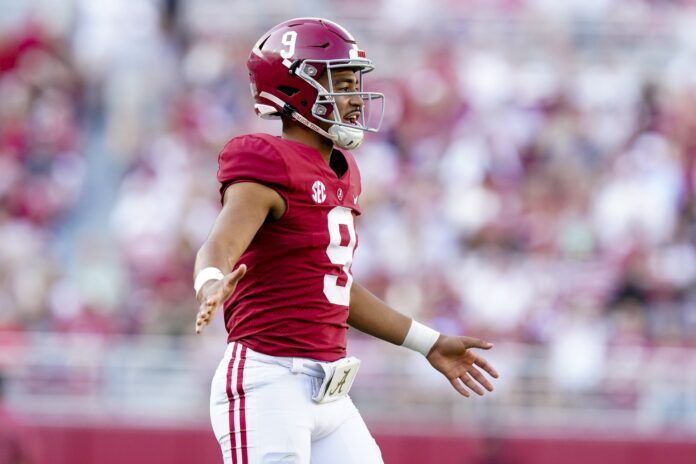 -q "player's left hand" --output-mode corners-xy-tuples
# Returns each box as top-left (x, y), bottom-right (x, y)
(426, 335), (499, 398)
